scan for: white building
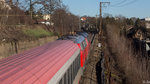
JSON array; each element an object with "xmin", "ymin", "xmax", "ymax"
[
  {"xmin": 0, "ymin": 0, "xmax": 11, "ymax": 10},
  {"xmin": 114, "ymin": 17, "xmax": 119, "ymax": 20},
  {"xmin": 144, "ymin": 17, "xmax": 150, "ymax": 22},
  {"xmin": 43, "ymin": 14, "xmax": 51, "ymax": 20},
  {"xmin": 146, "ymin": 23, "xmax": 150, "ymax": 29}
]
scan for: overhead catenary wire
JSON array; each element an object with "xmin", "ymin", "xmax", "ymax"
[
  {"xmin": 110, "ymin": 0, "xmax": 139, "ymax": 7},
  {"xmin": 110, "ymin": 0, "xmax": 127, "ymax": 7}
]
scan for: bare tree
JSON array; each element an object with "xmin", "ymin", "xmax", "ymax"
[
  {"xmin": 40, "ymin": 0, "xmax": 61, "ymax": 14},
  {"xmin": 52, "ymin": 5, "xmax": 79, "ymax": 35}
]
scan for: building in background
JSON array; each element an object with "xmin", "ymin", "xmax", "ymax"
[
  {"xmin": 35, "ymin": 14, "xmax": 54, "ymax": 26},
  {"xmin": 43, "ymin": 14, "xmax": 51, "ymax": 20},
  {"xmin": 146, "ymin": 23, "xmax": 150, "ymax": 29},
  {"xmin": 141, "ymin": 17, "xmax": 150, "ymax": 29},
  {"xmin": 145, "ymin": 17, "xmax": 150, "ymax": 22},
  {"xmin": 0, "ymin": 0, "xmax": 11, "ymax": 10}
]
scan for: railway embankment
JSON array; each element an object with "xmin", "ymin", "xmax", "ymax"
[
  {"xmin": 0, "ymin": 36, "xmax": 58, "ymax": 59},
  {"xmin": 103, "ymin": 24, "xmax": 150, "ymax": 84}
]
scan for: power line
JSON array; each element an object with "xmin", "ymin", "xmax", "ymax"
[
  {"xmin": 110, "ymin": 0, "xmax": 139, "ymax": 7},
  {"xmin": 110, "ymin": 0, "xmax": 127, "ymax": 7}
]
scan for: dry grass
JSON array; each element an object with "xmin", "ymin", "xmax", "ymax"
[{"xmin": 105, "ymin": 24, "xmax": 150, "ymax": 84}]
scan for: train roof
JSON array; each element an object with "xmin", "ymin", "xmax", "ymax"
[
  {"xmin": 67, "ymin": 35, "xmax": 85, "ymax": 43},
  {"xmin": 0, "ymin": 40, "xmax": 79, "ymax": 84},
  {"xmin": 58, "ymin": 35, "xmax": 85, "ymax": 44},
  {"xmin": 76, "ymin": 32, "xmax": 88, "ymax": 38}
]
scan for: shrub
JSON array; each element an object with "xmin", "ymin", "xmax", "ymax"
[{"xmin": 104, "ymin": 24, "xmax": 150, "ymax": 84}]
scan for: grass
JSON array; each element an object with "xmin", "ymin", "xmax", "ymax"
[{"xmin": 23, "ymin": 28, "xmax": 53, "ymax": 38}]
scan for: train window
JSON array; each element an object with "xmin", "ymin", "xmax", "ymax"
[
  {"xmin": 70, "ymin": 66, "xmax": 72, "ymax": 84},
  {"xmin": 81, "ymin": 42, "xmax": 84, "ymax": 49},
  {"xmin": 75, "ymin": 55, "xmax": 78, "ymax": 81},
  {"xmin": 64, "ymin": 73, "xmax": 67, "ymax": 84},
  {"xmin": 84, "ymin": 40, "xmax": 87, "ymax": 47},
  {"xmin": 80, "ymin": 43, "xmax": 84, "ymax": 50},
  {"xmin": 59, "ymin": 73, "xmax": 66, "ymax": 84},
  {"xmin": 67, "ymin": 69, "xmax": 70, "ymax": 84},
  {"xmin": 77, "ymin": 55, "xmax": 79, "ymax": 74},
  {"xmin": 83, "ymin": 41, "xmax": 85, "ymax": 47},
  {"xmin": 87, "ymin": 36, "xmax": 90, "ymax": 42},
  {"xmin": 69, "ymin": 67, "xmax": 72, "ymax": 84},
  {"xmin": 82, "ymin": 40, "xmax": 87, "ymax": 48},
  {"xmin": 59, "ymin": 79, "xmax": 62, "ymax": 84},
  {"xmin": 75, "ymin": 58, "xmax": 77, "ymax": 74},
  {"xmin": 62, "ymin": 53, "xmax": 81, "ymax": 84},
  {"xmin": 72, "ymin": 64, "xmax": 74, "ymax": 82},
  {"xmin": 78, "ymin": 54, "xmax": 80, "ymax": 70},
  {"xmin": 75, "ymin": 57, "xmax": 77, "ymax": 76},
  {"xmin": 73, "ymin": 61, "xmax": 75, "ymax": 80},
  {"xmin": 75, "ymin": 54, "xmax": 80, "ymax": 76},
  {"xmin": 71, "ymin": 65, "xmax": 73, "ymax": 83}
]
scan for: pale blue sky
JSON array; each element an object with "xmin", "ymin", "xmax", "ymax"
[{"xmin": 62, "ymin": 0, "xmax": 150, "ymax": 18}]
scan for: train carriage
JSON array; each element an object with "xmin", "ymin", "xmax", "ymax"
[
  {"xmin": 0, "ymin": 32, "xmax": 93, "ymax": 84},
  {"xmin": 0, "ymin": 40, "xmax": 81, "ymax": 84}
]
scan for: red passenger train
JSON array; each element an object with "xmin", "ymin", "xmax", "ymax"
[{"xmin": 0, "ymin": 32, "xmax": 93, "ymax": 84}]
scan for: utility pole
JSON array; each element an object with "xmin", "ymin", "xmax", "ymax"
[
  {"xmin": 96, "ymin": 15, "xmax": 98, "ymax": 29},
  {"xmin": 30, "ymin": 0, "xmax": 32, "ymax": 19},
  {"xmin": 99, "ymin": 2, "xmax": 110, "ymax": 36},
  {"xmin": 99, "ymin": 2, "xmax": 110, "ymax": 84}
]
